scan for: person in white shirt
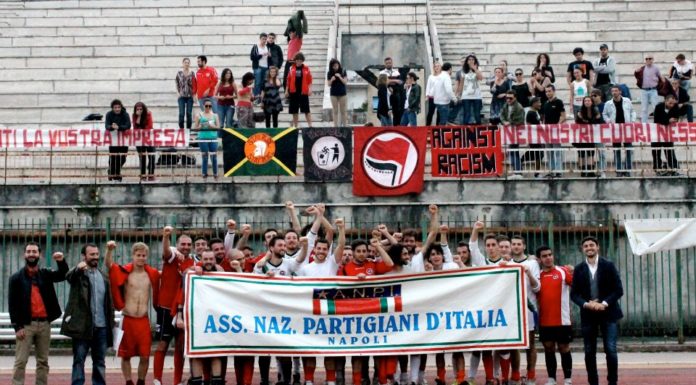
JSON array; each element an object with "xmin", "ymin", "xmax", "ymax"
[{"xmin": 426, "ymin": 62, "xmax": 456, "ymax": 125}]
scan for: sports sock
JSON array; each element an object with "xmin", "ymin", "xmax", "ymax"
[
  {"xmin": 560, "ymin": 352, "xmax": 572, "ymax": 379},
  {"xmin": 153, "ymin": 350, "xmax": 165, "ymax": 381},
  {"xmin": 544, "ymin": 351, "xmax": 557, "ymax": 380}
]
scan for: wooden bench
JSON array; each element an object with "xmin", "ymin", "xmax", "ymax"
[{"xmin": 0, "ymin": 312, "xmax": 122, "ymax": 342}]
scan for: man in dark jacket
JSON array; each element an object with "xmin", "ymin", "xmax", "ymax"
[
  {"xmin": 105, "ymin": 99, "xmax": 131, "ymax": 181},
  {"xmin": 8, "ymin": 242, "xmax": 68, "ymax": 385},
  {"xmin": 61, "ymin": 243, "xmax": 114, "ymax": 385},
  {"xmin": 400, "ymin": 72, "xmax": 421, "ymax": 126},
  {"xmin": 267, "ymin": 33, "xmax": 284, "ymax": 70},
  {"xmin": 571, "ymin": 236, "xmax": 624, "ymax": 385}
]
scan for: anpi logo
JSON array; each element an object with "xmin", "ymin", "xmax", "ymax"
[{"xmin": 362, "ymin": 132, "xmax": 419, "ymax": 188}]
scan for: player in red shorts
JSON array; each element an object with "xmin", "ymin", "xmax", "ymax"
[{"xmin": 105, "ymin": 241, "xmax": 160, "ymax": 385}]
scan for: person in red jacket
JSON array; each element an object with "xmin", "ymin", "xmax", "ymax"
[
  {"xmin": 192, "ymin": 55, "xmax": 219, "ymax": 114},
  {"xmin": 132, "ymin": 102, "xmax": 155, "ymax": 181},
  {"xmin": 285, "ymin": 52, "xmax": 313, "ymax": 128},
  {"xmin": 105, "ymin": 241, "xmax": 160, "ymax": 385}
]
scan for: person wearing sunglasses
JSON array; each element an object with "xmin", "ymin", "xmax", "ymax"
[
  {"xmin": 511, "ymin": 68, "xmax": 532, "ymax": 108},
  {"xmin": 501, "ymin": 90, "xmax": 525, "ymax": 178},
  {"xmin": 194, "ymin": 102, "xmax": 220, "ymax": 179},
  {"xmin": 634, "ymin": 54, "xmax": 662, "ymax": 123}
]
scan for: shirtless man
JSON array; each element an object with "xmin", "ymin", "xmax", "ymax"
[{"xmin": 106, "ymin": 241, "xmax": 160, "ymax": 385}]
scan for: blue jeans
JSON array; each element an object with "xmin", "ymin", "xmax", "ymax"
[
  {"xmin": 582, "ymin": 320, "xmax": 619, "ymax": 385},
  {"xmin": 199, "ymin": 141, "xmax": 219, "ymax": 177},
  {"xmin": 400, "ymin": 110, "xmax": 418, "ymax": 126},
  {"xmin": 640, "ymin": 88, "xmax": 658, "ymax": 123},
  {"xmin": 613, "ymin": 143, "xmax": 633, "ymax": 172},
  {"xmin": 379, "ymin": 115, "xmax": 393, "ymax": 126},
  {"xmin": 435, "ymin": 104, "xmax": 450, "ymax": 125},
  {"xmin": 508, "ymin": 144, "xmax": 521, "ymax": 172},
  {"xmin": 254, "ymin": 67, "xmax": 268, "ymax": 97},
  {"xmin": 178, "ymin": 96, "xmax": 193, "ymax": 128},
  {"xmin": 198, "ymin": 96, "xmax": 217, "ymax": 114},
  {"xmin": 217, "ymin": 104, "xmax": 235, "ymax": 130},
  {"xmin": 71, "ymin": 327, "xmax": 107, "ymax": 385},
  {"xmin": 460, "ymin": 99, "xmax": 482, "ymax": 124},
  {"xmin": 548, "ymin": 144, "xmax": 562, "ymax": 172}
]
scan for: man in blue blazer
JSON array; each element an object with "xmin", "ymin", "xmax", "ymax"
[{"xmin": 571, "ymin": 236, "xmax": 624, "ymax": 385}]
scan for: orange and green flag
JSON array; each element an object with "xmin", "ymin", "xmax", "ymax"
[{"xmin": 221, "ymin": 127, "xmax": 298, "ymax": 176}]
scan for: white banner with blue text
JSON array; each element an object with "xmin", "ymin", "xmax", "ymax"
[{"xmin": 184, "ymin": 266, "xmax": 528, "ymax": 357}]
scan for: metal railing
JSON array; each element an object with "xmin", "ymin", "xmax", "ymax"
[
  {"xmin": 0, "ymin": 142, "xmax": 693, "ymax": 184},
  {"xmin": 0, "ymin": 214, "xmax": 693, "ymax": 341}
]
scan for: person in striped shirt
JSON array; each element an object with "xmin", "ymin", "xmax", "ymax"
[{"xmin": 536, "ymin": 246, "xmax": 573, "ymax": 385}]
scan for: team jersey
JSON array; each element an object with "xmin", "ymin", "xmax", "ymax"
[
  {"xmin": 512, "ymin": 255, "xmax": 541, "ymax": 330},
  {"xmin": 340, "ymin": 259, "xmax": 392, "ymax": 276},
  {"xmin": 196, "ymin": 258, "xmax": 235, "ymax": 272},
  {"xmin": 159, "ymin": 246, "xmax": 194, "ymax": 310},
  {"xmin": 297, "ymin": 254, "xmax": 339, "ymax": 277},
  {"xmin": 409, "ymin": 243, "xmax": 456, "ymax": 272},
  {"xmin": 244, "ymin": 253, "xmax": 266, "ymax": 273},
  {"xmin": 469, "ymin": 240, "xmax": 503, "ymax": 267},
  {"xmin": 538, "ymin": 266, "xmax": 573, "ymax": 326},
  {"xmin": 254, "ymin": 257, "xmax": 301, "ymax": 276}
]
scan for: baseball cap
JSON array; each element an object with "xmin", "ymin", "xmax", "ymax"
[{"xmin": 599, "ymin": 44, "xmax": 609, "ymax": 50}]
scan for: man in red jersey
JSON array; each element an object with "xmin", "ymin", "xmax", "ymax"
[
  {"xmin": 153, "ymin": 226, "xmax": 194, "ymax": 385},
  {"xmin": 537, "ymin": 246, "xmax": 573, "ymax": 385}
]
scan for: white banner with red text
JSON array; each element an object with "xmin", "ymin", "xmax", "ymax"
[
  {"xmin": 0, "ymin": 128, "xmax": 189, "ymax": 148},
  {"xmin": 184, "ymin": 266, "xmax": 528, "ymax": 357},
  {"xmin": 502, "ymin": 123, "xmax": 696, "ymax": 145}
]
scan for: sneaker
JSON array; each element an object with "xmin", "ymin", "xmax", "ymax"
[
  {"xmin": 544, "ymin": 380, "xmax": 556, "ymax": 385},
  {"xmin": 305, "ymin": 381, "xmax": 314, "ymax": 385},
  {"xmin": 562, "ymin": 380, "xmax": 572, "ymax": 385},
  {"xmin": 526, "ymin": 380, "xmax": 536, "ymax": 385},
  {"xmin": 153, "ymin": 380, "xmax": 162, "ymax": 385},
  {"xmin": 508, "ymin": 173, "xmax": 523, "ymax": 179}
]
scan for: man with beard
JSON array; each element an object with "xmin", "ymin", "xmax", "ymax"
[
  {"xmin": 155, "ymin": 226, "xmax": 195, "ymax": 385},
  {"xmin": 61, "ymin": 243, "xmax": 114, "ymax": 385},
  {"xmin": 9, "ymin": 242, "xmax": 68, "ymax": 385},
  {"xmin": 176, "ymin": 250, "xmax": 226, "ymax": 385}
]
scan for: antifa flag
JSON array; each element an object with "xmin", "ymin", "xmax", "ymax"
[
  {"xmin": 302, "ymin": 127, "xmax": 352, "ymax": 182},
  {"xmin": 353, "ymin": 126, "xmax": 427, "ymax": 196},
  {"xmin": 221, "ymin": 127, "xmax": 298, "ymax": 176}
]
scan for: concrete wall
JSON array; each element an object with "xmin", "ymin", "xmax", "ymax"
[
  {"xmin": 1, "ymin": 178, "xmax": 693, "ymax": 224},
  {"xmin": 341, "ymin": 34, "xmax": 427, "ymax": 71}
]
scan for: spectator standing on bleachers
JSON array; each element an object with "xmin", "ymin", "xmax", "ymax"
[
  {"xmin": 401, "ymin": 72, "xmax": 421, "ymax": 127},
  {"xmin": 455, "ymin": 54, "xmax": 484, "ymax": 124},
  {"xmin": 283, "ymin": 11, "xmax": 308, "ymax": 90},
  {"xmin": 376, "ymin": 74, "xmax": 392, "ymax": 126},
  {"xmin": 669, "ymin": 78, "xmax": 694, "ymax": 122},
  {"xmin": 267, "ymin": 33, "xmax": 284, "ymax": 70},
  {"xmin": 427, "ymin": 62, "xmax": 456, "ymax": 126},
  {"xmin": 575, "ymin": 97, "xmax": 602, "ymax": 177},
  {"xmin": 380, "ymin": 57, "xmax": 406, "ymax": 126},
  {"xmin": 536, "ymin": 53, "xmax": 556, "ymax": 84},
  {"xmin": 566, "ymin": 47, "xmax": 595, "ymax": 87},
  {"xmin": 216, "ymin": 68, "xmax": 237, "ymax": 129},
  {"xmin": 237, "ymin": 72, "xmax": 256, "ymax": 129},
  {"xmin": 593, "ymin": 44, "xmax": 616, "ymax": 102},
  {"xmin": 489, "ymin": 67, "xmax": 512, "ymax": 124},
  {"xmin": 326, "ymin": 58, "xmax": 348, "ymax": 127},
  {"xmin": 541, "ymin": 85, "xmax": 566, "ymax": 178},
  {"xmin": 523, "ymin": 97, "xmax": 544, "ymax": 177},
  {"xmin": 175, "ymin": 58, "xmax": 195, "ymax": 129},
  {"xmin": 669, "ymin": 54, "xmax": 692, "ymax": 91},
  {"xmin": 531, "ymin": 68, "xmax": 551, "ymax": 105},
  {"xmin": 634, "ymin": 54, "xmax": 661, "ymax": 123},
  {"xmin": 194, "ymin": 100, "xmax": 220, "ymax": 179},
  {"xmin": 60, "ymin": 243, "xmax": 114, "ymax": 385},
  {"xmin": 591, "ymin": 89, "xmax": 608, "ymax": 177},
  {"xmin": 602, "ymin": 85, "xmax": 637, "ymax": 176},
  {"xmin": 511, "ymin": 68, "xmax": 532, "ymax": 108},
  {"xmin": 285, "ymin": 52, "xmax": 313, "ymax": 128},
  {"xmin": 8, "ymin": 242, "xmax": 68, "ymax": 385},
  {"xmin": 263, "ymin": 66, "xmax": 284, "ymax": 128},
  {"xmin": 501, "ymin": 90, "xmax": 525, "ymax": 178},
  {"xmin": 193, "ymin": 55, "xmax": 219, "ymax": 114},
  {"xmin": 132, "ymin": 102, "xmax": 155, "ymax": 182},
  {"xmin": 105, "ymin": 99, "xmax": 131, "ymax": 182},
  {"xmin": 652, "ymin": 95, "xmax": 681, "ymax": 176},
  {"xmin": 251, "ymin": 33, "xmax": 270, "ymax": 102},
  {"xmin": 426, "ymin": 61, "xmax": 442, "ymax": 126},
  {"xmin": 570, "ymin": 68, "xmax": 592, "ymax": 116}
]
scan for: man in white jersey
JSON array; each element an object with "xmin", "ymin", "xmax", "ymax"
[{"xmin": 511, "ymin": 235, "xmax": 540, "ymax": 385}]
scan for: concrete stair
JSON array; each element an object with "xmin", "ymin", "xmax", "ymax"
[
  {"xmin": 0, "ymin": 0, "xmax": 336, "ymax": 128},
  {"xmin": 429, "ymin": 0, "xmax": 696, "ymax": 118}
]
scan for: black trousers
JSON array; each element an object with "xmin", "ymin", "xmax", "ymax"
[{"xmin": 108, "ymin": 146, "xmax": 128, "ymax": 181}]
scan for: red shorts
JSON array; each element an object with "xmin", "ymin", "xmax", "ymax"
[{"xmin": 118, "ymin": 315, "xmax": 152, "ymax": 358}]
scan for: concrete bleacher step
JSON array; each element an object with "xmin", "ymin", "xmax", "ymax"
[{"xmin": 0, "ymin": 0, "xmax": 336, "ymax": 127}]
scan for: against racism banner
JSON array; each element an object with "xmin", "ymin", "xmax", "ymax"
[
  {"xmin": 430, "ymin": 125, "xmax": 504, "ymax": 177},
  {"xmin": 353, "ymin": 126, "xmax": 427, "ymax": 196},
  {"xmin": 624, "ymin": 218, "xmax": 696, "ymax": 256},
  {"xmin": 501, "ymin": 123, "xmax": 696, "ymax": 145},
  {"xmin": 0, "ymin": 128, "xmax": 189, "ymax": 148},
  {"xmin": 221, "ymin": 127, "xmax": 298, "ymax": 176},
  {"xmin": 303, "ymin": 127, "xmax": 353, "ymax": 182},
  {"xmin": 184, "ymin": 267, "xmax": 529, "ymax": 357}
]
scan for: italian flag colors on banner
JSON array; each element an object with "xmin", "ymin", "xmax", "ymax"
[{"xmin": 221, "ymin": 127, "xmax": 298, "ymax": 176}]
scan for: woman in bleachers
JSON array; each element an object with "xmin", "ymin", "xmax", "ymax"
[
  {"xmin": 132, "ymin": 102, "xmax": 155, "ymax": 181},
  {"xmin": 215, "ymin": 68, "xmax": 237, "ymax": 130},
  {"xmin": 237, "ymin": 72, "xmax": 256, "ymax": 129}
]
